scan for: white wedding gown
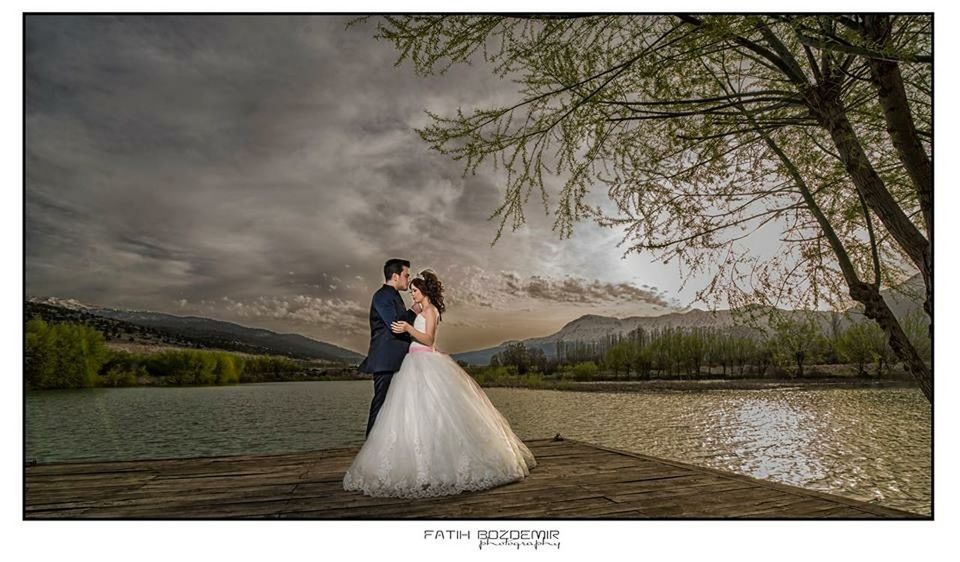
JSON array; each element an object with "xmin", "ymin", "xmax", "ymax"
[{"xmin": 343, "ymin": 314, "xmax": 537, "ymax": 498}]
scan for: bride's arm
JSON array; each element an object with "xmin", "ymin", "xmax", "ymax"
[{"xmin": 391, "ymin": 308, "xmax": 437, "ymax": 346}]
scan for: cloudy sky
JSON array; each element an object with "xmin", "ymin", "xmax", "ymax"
[{"xmin": 24, "ymin": 15, "xmax": 787, "ymax": 354}]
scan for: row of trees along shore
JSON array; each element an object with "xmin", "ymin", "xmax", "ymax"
[
  {"xmin": 27, "ymin": 311, "xmax": 929, "ymax": 390},
  {"xmin": 479, "ymin": 310, "xmax": 930, "ymax": 384},
  {"xmin": 25, "ymin": 317, "xmax": 353, "ymax": 390}
]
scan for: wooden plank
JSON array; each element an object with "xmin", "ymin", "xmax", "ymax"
[
  {"xmin": 604, "ymin": 479, "xmax": 761, "ymax": 504},
  {"xmin": 472, "ymin": 497, "xmax": 617, "ymax": 518},
  {"xmin": 626, "ymin": 486, "xmax": 791, "ymax": 517},
  {"xmin": 559, "ymin": 468, "xmax": 694, "ymax": 486},
  {"xmin": 799, "ymin": 505, "xmax": 881, "ymax": 518},
  {"xmin": 79, "ymin": 498, "xmax": 297, "ymax": 519},
  {"xmin": 732, "ymin": 497, "xmax": 866, "ymax": 518},
  {"xmin": 27, "ymin": 474, "xmax": 158, "ymax": 490},
  {"xmin": 25, "ymin": 450, "xmax": 349, "ymax": 476},
  {"xmin": 584, "ymin": 473, "xmax": 723, "ymax": 494},
  {"xmin": 26, "ymin": 483, "xmax": 301, "ymax": 513},
  {"xmin": 682, "ymin": 492, "xmax": 818, "ymax": 517},
  {"xmin": 549, "ymin": 504, "xmax": 652, "ymax": 518},
  {"xmin": 24, "ymin": 437, "xmax": 926, "ymax": 519}
]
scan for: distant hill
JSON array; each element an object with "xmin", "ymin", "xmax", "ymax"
[
  {"xmin": 451, "ymin": 308, "xmax": 776, "ymax": 365},
  {"xmin": 25, "ymin": 297, "xmax": 363, "ymax": 363},
  {"xmin": 452, "ymin": 274, "xmax": 925, "ymax": 365}
]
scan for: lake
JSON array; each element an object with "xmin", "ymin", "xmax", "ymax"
[{"xmin": 25, "ymin": 381, "xmax": 931, "ymax": 515}]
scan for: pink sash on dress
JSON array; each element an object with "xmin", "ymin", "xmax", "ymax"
[{"xmin": 409, "ymin": 346, "xmax": 449, "ymax": 357}]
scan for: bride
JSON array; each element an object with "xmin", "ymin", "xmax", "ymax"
[{"xmin": 343, "ymin": 270, "xmax": 536, "ymax": 498}]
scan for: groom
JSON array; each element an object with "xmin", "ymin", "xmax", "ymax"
[{"xmin": 358, "ymin": 258, "xmax": 421, "ymax": 438}]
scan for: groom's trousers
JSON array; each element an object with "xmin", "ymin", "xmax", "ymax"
[{"xmin": 365, "ymin": 371, "xmax": 395, "ymax": 438}]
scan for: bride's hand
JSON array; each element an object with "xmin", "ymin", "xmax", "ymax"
[{"xmin": 391, "ymin": 321, "xmax": 410, "ymax": 334}]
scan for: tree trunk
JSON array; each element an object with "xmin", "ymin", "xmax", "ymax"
[
  {"xmin": 810, "ymin": 90, "xmax": 930, "ymax": 277},
  {"xmin": 860, "ymin": 15, "xmax": 933, "ymax": 239},
  {"xmin": 850, "ymin": 281, "xmax": 931, "ymax": 399},
  {"xmin": 806, "ymin": 89, "xmax": 932, "ymax": 348},
  {"xmin": 859, "ymin": 15, "xmax": 934, "ymax": 357}
]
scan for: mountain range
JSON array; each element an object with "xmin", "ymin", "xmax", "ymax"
[
  {"xmin": 25, "ymin": 297, "xmax": 363, "ymax": 363},
  {"xmin": 449, "ymin": 274, "xmax": 926, "ymax": 365}
]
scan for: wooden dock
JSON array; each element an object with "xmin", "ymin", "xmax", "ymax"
[{"xmin": 25, "ymin": 437, "xmax": 925, "ymax": 519}]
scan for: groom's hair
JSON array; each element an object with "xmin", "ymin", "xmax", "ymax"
[{"xmin": 383, "ymin": 258, "xmax": 410, "ymax": 281}]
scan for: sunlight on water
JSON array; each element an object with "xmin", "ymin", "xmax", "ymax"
[
  {"xmin": 484, "ymin": 387, "xmax": 930, "ymax": 516},
  {"xmin": 26, "ymin": 382, "xmax": 930, "ymax": 515}
]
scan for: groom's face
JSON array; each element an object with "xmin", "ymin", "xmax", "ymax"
[{"xmin": 397, "ymin": 266, "xmax": 411, "ymax": 291}]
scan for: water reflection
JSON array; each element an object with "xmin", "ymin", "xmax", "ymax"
[
  {"xmin": 718, "ymin": 396, "xmax": 828, "ymax": 484},
  {"xmin": 480, "ymin": 387, "xmax": 930, "ymax": 515},
  {"xmin": 26, "ymin": 383, "xmax": 930, "ymax": 515}
]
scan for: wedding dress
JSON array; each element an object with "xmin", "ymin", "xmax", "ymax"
[{"xmin": 343, "ymin": 313, "xmax": 537, "ymax": 498}]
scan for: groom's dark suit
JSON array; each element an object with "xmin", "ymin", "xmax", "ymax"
[{"xmin": 359, "ymin": 284, "xmax": 418, "ymax": 437}]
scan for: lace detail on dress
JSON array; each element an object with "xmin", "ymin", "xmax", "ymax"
[{"xmin": 344, "ymin": 466, "xmax": 530, "ymax": 499}]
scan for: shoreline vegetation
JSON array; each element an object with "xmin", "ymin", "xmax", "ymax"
[
  {"xmin": 25, "ymin": 317, "xmax": 922, "ymax": 392},
  {"xmin": 25, "ymin": 317, "xmax": 356, "ymax": 390}
]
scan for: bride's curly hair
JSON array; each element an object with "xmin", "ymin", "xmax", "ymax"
[{"xmin": 410, "ymin": 270, "xmax": 445, "ymax": 321}]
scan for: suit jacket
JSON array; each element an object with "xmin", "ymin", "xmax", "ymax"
[{"xmin": 358, "ymin": 284, "xmax": 418, "ymax": 374}]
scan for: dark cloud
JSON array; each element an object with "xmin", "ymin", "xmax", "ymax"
[
  {"xmin": 437, "ymin": 267, "xmax": 670, "ymax": 309},
  {"xmin": 25, "ymin": 15, "xmax": 689, "ymax": 352},
  {"xmin": 513, "ymin": 273, "xmax": 669, "ymax": 307}
]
